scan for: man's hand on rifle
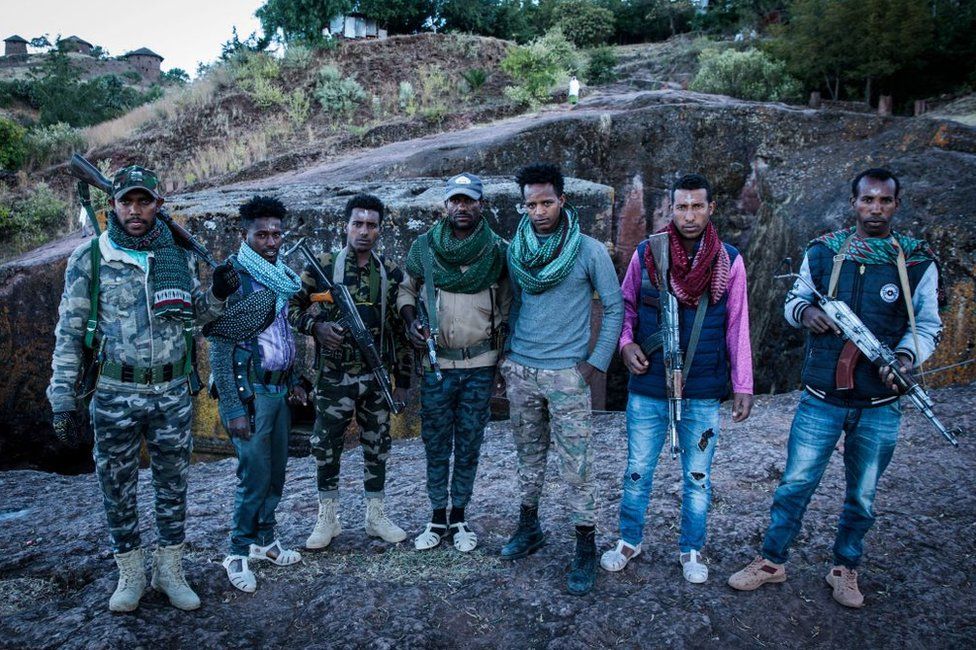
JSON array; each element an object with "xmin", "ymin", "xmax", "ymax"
[
  {"xmin": 621, "ymin": 343, "xmax": 649, "ymax": 375},
  {"xmin": 52, "ymin": 410, "xmax": 83, "ymax": 447},
  {"xmin": 406, "ymin": 319, "xmax": 427, "ymax": 349},
  {"xmin": 576, "ymin": 360, "xmax": 600, "ymax": 385},
  {"xmin": 227, "ymin": 415, "xmax": 251, "ymax": 440},
  {"xmin": 879, "ymin": 354, "xmax": 913, "ymax": 393},
  {"xmin": 288, "ymin": 384, "xmax": 308, "ymax": 406},
  {"xmin": 800, "ymin": 305, "xmax": 842, "ymax": 335},
  {"xmin": 314, "ymin": 321, "xmax": 346, "ymax": 350},
  {"xmin": 731, "ymin": 393, "xmax": 753, "ymax": 423}
]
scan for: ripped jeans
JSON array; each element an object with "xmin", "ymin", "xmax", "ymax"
[{"xmin": 617, "ymin": 393, "xmax": 720, "ymax": 552}]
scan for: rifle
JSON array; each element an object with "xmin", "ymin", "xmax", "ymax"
[
  {"xmin": 283, "ymin": 237, "xmax": 405, "ymax": 414},
  {"xmin": 647, "ymin": 233, "xmax": 683, "ymax": 459},
  {"xmin": 776, "ymin": 258, "xmax": 959, "ymax": 447},
  {"xmin": 67, "ymin": 154, "xmax": 219, "ymax": 268},
  {"xmin": 416, "ymin": 301, "xmax": 443, "ymax": 382}
]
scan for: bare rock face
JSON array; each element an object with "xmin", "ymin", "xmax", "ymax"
[{"xmin": 1, "ymin": 385, "xmax": 973, "ymax": 648}]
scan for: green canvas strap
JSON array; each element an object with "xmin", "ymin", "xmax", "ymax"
[
  {"xmin": 828, "ymin": 234, "xmax": 856, "ymax": 298},
  {"xmin": 891, "ymin": 236, "xmax": 923, "ymax": 379},
  {"xmin": 84, "ymin": 239, "xmax": 101, "ymax": 350},
  {"xmin": 418, "ymin": 234, "xmax": 439, "ymax": 336}
]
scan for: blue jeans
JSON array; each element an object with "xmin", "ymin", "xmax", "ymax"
[
  {"xmin": 419, "ymin": 367, "xmax": 494, "ymax": 510},
  {"xmin": 618, "ymin": 393, "xmax": 720, "ymax": 552},
  {"xmin": 226, "ymin": 389, "xmax": 291, "ymax": 556},
  {"xmin": 761, "ymin": 391, "xmax": 901, "ymax": 568}
]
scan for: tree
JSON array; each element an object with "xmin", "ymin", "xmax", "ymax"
[
  {"xmin": 555, "ymin": 0, "xmax": 616, "ymax": 47},
  {"xmin": 161, "ymin": 68, "xmax": 191, "ymax": 86},
  {"xmin": 256, "ymin": 0, "xmax": 354, "ymax": 44},
  {"xmin": 359, "ymin": 0, "xmax": 436, "ymax": 33}
]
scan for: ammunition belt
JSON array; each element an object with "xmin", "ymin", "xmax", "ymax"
[{"xmin": 100, "ymin": 358, "xmax": 189, "ymax": 385}]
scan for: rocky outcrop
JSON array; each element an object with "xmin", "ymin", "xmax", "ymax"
[{"xmin": 1, "ymin": 385, "xmax": 973, "ymax": 648}]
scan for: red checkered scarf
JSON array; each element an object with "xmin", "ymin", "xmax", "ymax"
[{"xmin": 644, "ymin": 221, "xmax": 731, "ymax": 307}]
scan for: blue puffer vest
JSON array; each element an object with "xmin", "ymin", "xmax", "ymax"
[
  {"xmin": 800, "ymin": 241, "xmax": 932, "ymax": 408},
  {"xmin": 628, "ymin": 239, "xmax": 738, "ymax": 400}
]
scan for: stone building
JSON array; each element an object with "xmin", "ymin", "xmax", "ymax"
[
  {"xmin": 123, "ymin": 47, "xmax": 163, "ymax": 82},
  {"xmin": 59, "ymin": 36, "xmax": 94, "ymax": 55},
  {"xmin": 3, "ymin": 35, "xmax": 28, "ymax": 58}
]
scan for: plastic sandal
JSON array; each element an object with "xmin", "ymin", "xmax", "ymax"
[
  {"xmin": 600, "ymin": 539, "xmax": 642, "ymax": 572},
  {"xmin": 681, "ymin": 550, "xmax": 709, "ymax": 584},
  {"xmin": 249, "ymin": 540, "xmax": 302, "ymax": 566},
  {"xmin": 222, "ymin": 555, "xmax": 256, "ymax": 593},
  {"xmin": 414, "ymin": 523, "xmax": 448, "ymax": 550},
  {"xmin": 450, "ymin": 522, "xmax": 477, "ymax": 553}
]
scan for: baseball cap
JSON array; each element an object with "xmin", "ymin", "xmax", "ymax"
[
  {"xmin": 112, "ymin": 166, "xmax": 161, "ymax": 200},
  {"xmin": 444, "ymin": 173, "xmax": 483, "ymax": 201}
]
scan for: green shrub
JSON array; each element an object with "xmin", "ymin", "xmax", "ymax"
[
  {"xmin": 690, "ymin": 48, "xmax": 803, "ymax": 103},
  {"xmin": 285, "ymin": 88, "xmax": 311, "ymax": 125},
  {"xmin": 537, "ymin": 28, "xmax": 582, "ymax": 75},
  {"xmin": 249, "ymin": 76, "xmax": 287, "ymax": 108},
  {"xmin": 502, "ymin": 29, "xmax": 581, "ymax": 106},
  {"xmin": 0, "ymin": 118, "xmax": 27, "ymax": 170},
  {"xmin": 314, "ymin": 65, "xmax": 367, "ymax": 115},
  {"xmin": 459, "ymin": 68, "xmax": 488, "ymax": 94},
  {"xmin": 586, "ymin": 46, "xmax": 618, "ymax": 85},
  {"xmin": 398, "ymin": 81, "xmax": 416, "ymax": 114},
  {"xmin": 0, "ymin": 183, "xmax": 69, "ymax": 244},
  {"xmin": 24, "ymin": 122, "xmax": 87, "ymax": 169},
  {"xmin": 556, "ymin": 0, "xmax": 616, "ymax": 48},
  {"xmin": 282, "ymin": 44, "xmax": 314, "ymax": 70}
]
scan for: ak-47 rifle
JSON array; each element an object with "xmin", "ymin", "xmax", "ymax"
[
  {"xmin": 284, "ymin": 237, "xmax": 405, "ymax": 414},
  {"xmin": 416, "ymin": 301, "xmax": 443, "ymax": 382},
  {"xmin": 646, "ymin": 232, "xmax": 683, "ymax": 459},
  {"xmin": 776, "ymin": 258, "xmax": 959, "ymax": 447},
  {"xmin": 67, "ymin": 154, "xmax": 220, "ymax": 268}
]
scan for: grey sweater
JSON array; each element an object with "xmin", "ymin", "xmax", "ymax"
[{"xmin": 507, "ymin": 234, "xmax": 623, "ymax": 371}]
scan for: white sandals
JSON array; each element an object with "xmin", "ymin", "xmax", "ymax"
[
  {"xmin": 681, "ymin": 549, "xmax": 708, "ymax": 583},
  {"xmin": 450, "ymin": 522, "xmax": 478, "ymax": 553},
  {"xmin": 414, "ymin": 523, "xmax": 448, "ymax": 550},
  {"xmin": 249, "ymin": 540, "xmax": 302, "ymax": 566},
  {"xmin": 222, "ymin": 555, "xmax": 256, "ymax": 593},
  {"xmin": 600, "ymin": 540, "xmax": 642, "ymax": 572}
]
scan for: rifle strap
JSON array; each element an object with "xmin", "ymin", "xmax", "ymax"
[
  {"xmin": 891, "ymin": 237, "xmax": 923, "ymax": 381},
  {"xmin": 638, "ymin": 295, "xmax": 707, "ymax": 374},
  {"xmin": 334, "ymin": 246, "xmax": 388, "ymax": 349},
  {"xmin": 84, "ymin": 238, "xmax": 101, "ymax": 350},
  {"xmin": 828, "ymin": 234, "xmax": 855, "ymax": 298},
  {"xmin": 418, "ymin": 234, "xmax": 439, "ymax": 336}
]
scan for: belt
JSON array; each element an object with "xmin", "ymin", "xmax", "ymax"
[
  {"xmin": 249, "ymin": 368, "xmax": 290, "ymax": 387},
  {"xmin": 436, "ymin": 340, "xmax": 495, "ymax": 361},
  {"xmin": 100, "ymin": 359, "xmax": 189, "ymax": 385}
]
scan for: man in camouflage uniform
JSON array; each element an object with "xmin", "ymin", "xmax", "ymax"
[
  {"xmin": 399, "ymin": 173, "xmax": 510, "ymax": 553},
  {"xmin": 48, "ymin": 166, "xmax": 239, "ymax": 612},
  {"xmin": 288, "ymin": 193, "xmax": 411, "ymax": 548}
]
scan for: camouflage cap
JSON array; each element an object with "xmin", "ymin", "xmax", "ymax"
[{"xmin": 112, "ymin": 165, "xmax": 161, "ymax": 200}]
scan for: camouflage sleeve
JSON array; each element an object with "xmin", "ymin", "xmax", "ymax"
[
  {"xmin": 189, "ymin": 254, "xmax": 225, "ymax": 326},
  {"xmin": 387, "ymin": 260, "xmax": 413, "ymax": 388},
  {"xmin": 287, "ymin": 252, "xmax": 330, "ymax": 336},
  {"xmin": 46, "ymin": 243, "xmax": 94, "ymax": 413}
]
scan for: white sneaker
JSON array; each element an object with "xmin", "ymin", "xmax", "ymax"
[
  {"xmin": 364, "ymin": 497, "xmax": 406, "ymax": 543},
  {"xmin": 681, "ymin": 549, "xmax": 709, "ymax": 584},
  {"xmin": 306, "ymin": 498, "xmax": 341, "ymax": 549}
]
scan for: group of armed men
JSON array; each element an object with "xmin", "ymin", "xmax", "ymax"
[{"xmin": 48, "ymin": 161, "xmax": 942, "ymax": 613}]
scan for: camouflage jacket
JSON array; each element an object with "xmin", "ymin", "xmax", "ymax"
[
  {"xmin": 287, "ymin": 248, "xmax": 412, "ymax": 388},
  {"xmin": 47, "ymin": 233, "xmax": 224, "ymax": 413}
]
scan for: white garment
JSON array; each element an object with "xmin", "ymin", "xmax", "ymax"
[{"xmin": 569, "ymin": 78, "xmax": 580, "ymax": 97}]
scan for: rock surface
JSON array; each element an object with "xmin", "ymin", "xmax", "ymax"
[{"xmin": 1, "ymin": 385, "xmax": 974, "ymax": 648}]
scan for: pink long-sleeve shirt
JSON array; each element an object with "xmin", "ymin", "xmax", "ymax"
[{"xmin": 618, "ymin": 248, "xmax": 754, "ymax": 394}]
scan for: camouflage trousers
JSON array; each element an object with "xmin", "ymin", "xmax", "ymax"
[
  {"xmin": 500, "ymin": 359, "xmax": 596, "ymax": 526},
  {"xmin": 419, "ymin": 366, "xmax": 494, "ymax": 510},
  {"xmin": 90, "ymin": 378, "xmax": 193, "ymax": 554},
  {"xmin": 311, "ymin": 366, "xmax": 391, "ymax": 498}
]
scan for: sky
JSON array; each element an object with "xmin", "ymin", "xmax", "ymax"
[{"xmin": 1, "ymin": 0, "xmax": 265, "ymax": 76}]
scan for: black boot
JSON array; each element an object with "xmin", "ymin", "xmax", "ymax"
[
  {"xmin": 500, "ymin": 505, "xmax": 546, "ymax": 560},
  {"xmin": 566, "ymin": 526, "xmax": 596, "ymax": 596}
]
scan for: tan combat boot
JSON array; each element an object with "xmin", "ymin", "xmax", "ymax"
[
  {"xmin": 306, "ymin": 497, "xmax": 342, "ymax": 549},
  {"xmin": 150, "ymin": 543, "xmax": 201, "ymax": 611},
  {"xmin": 364, "ymin": 497, "xmax": 406, "ymax": 543},
  {"xmin": 826, "ymin": 566, "xmax": 865, "ymax": 608},
  {"xmin": 108, "ymin": 547, "xmax": 146, "ymax": 612}
]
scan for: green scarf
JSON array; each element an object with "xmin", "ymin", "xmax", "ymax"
[
  {"xmin": 508, "ymin": 205, "xmax": 582, "ymax": 294},
  {"xmin": 406, "ymin": 218, "xmax": 505, "ymax": 293},
  {"xmin": 812, "ymin": 227, "xmax": 936, "ymax": 266},
  {"xmin": 108, "ymin": 213, "xmax": 193, "ymax": 321}
]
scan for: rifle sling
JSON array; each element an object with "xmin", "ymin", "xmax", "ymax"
[
  {"xmin": 418, "ymin": 234, "xmax": 439, "ymax": 336},
  {"xmin": 639, "ymin": 295, "xmax": 708, "ymax": 374}
]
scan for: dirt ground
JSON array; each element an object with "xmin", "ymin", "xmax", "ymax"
[{"xmin": 1, "ymin": 384, "xmax": 974, "ymax": 649}]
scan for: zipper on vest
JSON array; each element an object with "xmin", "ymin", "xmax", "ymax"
[{"xmin": 852, "ymin": 264, "xmax": 865, "ymax": 319}]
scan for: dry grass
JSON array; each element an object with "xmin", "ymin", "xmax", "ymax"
[{"xmin": 171, "ymin": 117, "xmax": 294, "ymax": 186}]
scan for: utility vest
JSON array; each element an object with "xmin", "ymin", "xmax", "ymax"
[
  {"xmin": 801, "ymin": 242, "xmax": 932, "ymax": 408},
  {"xmin": 629, "ymin": 239, "xmax": 738, "ymax": 400}
]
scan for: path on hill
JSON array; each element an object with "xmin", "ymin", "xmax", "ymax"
[{"xmin": 1, "ymin": 385, "xmax": 974, "ymax": 648}]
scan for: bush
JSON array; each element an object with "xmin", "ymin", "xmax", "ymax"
[
  {"xmin": 282, "ymin": 44, "xmax": 314, "ymax": 70},
  {"xmin": 690, "ymin": 48, "xmax": 803, "ymax": 103},
  {"xmin": 24, "ymin": 122, "xmax": 87, "ymax": 169},
  {"xmin": 502, "ymin": 29, "xmax": 581, "ymax": 106},
  {"xmin": 397, "ymin": 81, "xmax": 415, "ymax": 114},
  {"xmin": 586, "ymin": 46, "xmax": 618, "ymax": 85},
  {"xmin": 459, "ymin": 68, "xmax": 488, "ymax": 94},
  {"xmin": 556, "ymin": 0, "xmax": 616, "ymax": 48},
  {"xmin": 0, "ymin": 118, "xmax": 27, "ymax": 170},
  {"xmin": 0, "ymin": 183, "xmax": 69, "ymax": 244},
  {"xmin": 314, "ymin": 65, "xmax": 367, "ymax": 115},
  {"xmin": 284, "ymin": 88, "xmax": 311, "ymax": 125}
]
